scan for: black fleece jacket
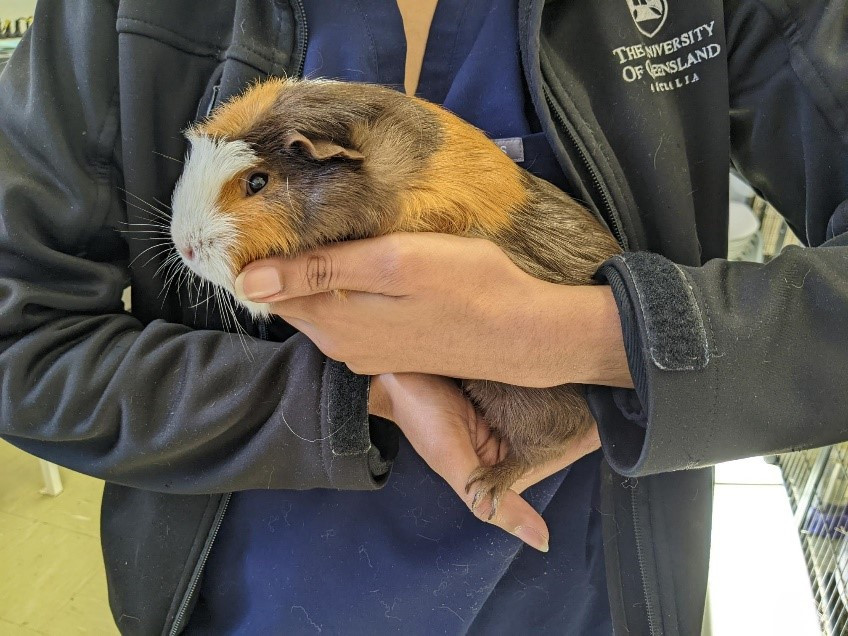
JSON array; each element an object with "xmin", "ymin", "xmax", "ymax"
[{"xmin": 0, "ymin": 1, "xmax": 846, "ymax": 634}]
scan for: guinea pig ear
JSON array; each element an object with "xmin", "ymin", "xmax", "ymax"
[{"xmin": 283, "ymin": 131, "xmax": 364, "ymax": 161}]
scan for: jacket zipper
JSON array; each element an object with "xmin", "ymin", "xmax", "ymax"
[
  {"xmin": 204, "ymin": 84, "xmax": 221, "ymax": 118},
  {"xmin": 542, "ymin": 86, "xmax": 627, "ymax": 251},
  {"xmin": 167, "ymin": 3, "xmax": 308, "ymax": 633},
  {"xmin": 292, "ymin": 0, "xmax": 308, "ymax": 78},
  {"xmin": 168, "ymin": 493, "xmax": 232, "ymax": 636},
  {"xmin": 631, "ymin": 487, "xmax": 659, "ymax": 636},
  {"xmin": 543, "ymin": 79, "xmax": 661, "ymax": 635}
]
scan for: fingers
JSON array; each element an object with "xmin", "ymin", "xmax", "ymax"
[
  {"xmin": 270, "ymin": 293, "xmax": 398, "ymax": 371},
  {"xmin": 235, "ymin": 235, "xmax": 414, "ymax": 302},
  {"xmin": 476, "ymin": 490, "xmax": 551, "ymax": 553},
  {"xmin": 269, "ymin": 288, "xmax": 389, "ymax": 323},
  {"xmin": 382, "ymin": 373, "xmax": 552, "ymax": 551},
  {"xmin": 433, "ymin": 434, "xmax": 551, "ymax": 553}
]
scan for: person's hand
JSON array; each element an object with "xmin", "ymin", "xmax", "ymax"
[
  {"xmin": 235, "ymin": 233, "xmax": 632, "ymax": 388},
  {"xmin": 369, "ymin": 373, "xmax": 602, "ymax": 552}
]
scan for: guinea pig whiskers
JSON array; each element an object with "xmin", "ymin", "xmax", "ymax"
[
  {"xmin": 214, "ymin": 287, "xmax": 238, "ymax": 349},
  {"xmin": 117, "ymin": 225, "xmax": 170, "ymax": 234},
  {"xmin": 154, "ymin": 245, "xmax": 180, "ymax": 274},
  {"xmin": 214, "ymin": 284, "xmax": 254, "ymax": 361},
  {"xmin": 152, "ymin": 150, "xmax": 184, "ymax": 165},
  {"xmin": 122, "ymin": 198, "xmax": 172, "ymax": 224},
  {"xmin": 140, "ymin": 244, "xmax": 177, "ymax": 269},
  {"xmin": 157, "ymin": 253, "xmax": 185, "ymax": 310},
  {"xmin": 158, "ymin": 260, "xmax": 183, "ymax": 304},
  {"xmin": 118, "ymin": 187, "xmax": 172, "ymax": 220},
  {"xmin": 128, "ymin": 240, "xmax": 177, "ymax": 268},
  {"xmin": 178, "ymin": 261, "xmax": 193, "ymax": 294},
  {"xmin": 196, "ymin": 278, "xmax": 212, "ymax": 328},
  {"xmin": 130, "ymin": 238, "xmax": 173, "ymax": 267},
  {"xmin": 191, "ymin": 276, "xmax": 203, "ymax": 324},
  {"xmin": 152, "ymin": 195, "xmax": 172, "ymax": 211},
  {"xmin": 188, "ymin": 290, "xmax": 215, "ymax": 309},
  {"xmin": 117, "ymin": 228, "xmax": 172, "ymax": 237},
  {"xmin": 156, "ymin": 252, "xmax": 183, "ymax": 296},
  {"xmin": 119, "ymin": 216, "xmax": 170, "ymax": 230},
  {"xmin": 118, "ymin": 220, "xmax": 170, "ymax": 230},
  {"xmin": 205, "ymin": 281, "xmax": 216, "ymax": 328},
  {"xmin": 225, "ymin": 297, "xmax": 253, "ymax": 359}
]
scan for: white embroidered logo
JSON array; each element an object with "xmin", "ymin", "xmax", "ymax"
[
  {"xmin": 610, "ymin": 19, "xmax": 720, "ymax": 93},
  {"xmin": 627, "ymin": 0, "xmax": 668, "ymax": 38}
]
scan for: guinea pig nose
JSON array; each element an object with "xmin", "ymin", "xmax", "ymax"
[{"xmin": 178, "ymin": 244, "xmax": 195, "ymax": 261}]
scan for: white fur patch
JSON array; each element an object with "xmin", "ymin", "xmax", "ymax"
[
  {"xmin": 241, "ymin": 299, "xmax": 272, "ymax": 319},
  {"xmin": 170, "ymin": 135, "xmax": 257, "ymax": 295}
]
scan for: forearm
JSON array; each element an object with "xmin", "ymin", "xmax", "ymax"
[
  {"xmin": 0, "ymin": 319, "xmax": 386, "ymax": 493},
  {"xmin": 0, "ymin": 0, "xmax": 392, "ymax": 494},
  {"xmin": 588, "ymin": 227, "xmax": 848, "ymax": 477}
]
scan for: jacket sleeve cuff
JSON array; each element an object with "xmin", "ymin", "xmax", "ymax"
[
  {"xmin": 321, "ymin": 360, "xmax": 399, "ymax": 490},
  {"xmin": 586, "ymin": 252, "xmax": 711, "ymax": 476}
]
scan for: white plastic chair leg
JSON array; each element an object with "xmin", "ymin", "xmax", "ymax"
[{"xmin": 38, "ymin": 459, "xmax": 63, "ymax": 496}]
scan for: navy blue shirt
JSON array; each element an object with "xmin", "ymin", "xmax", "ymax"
[{"xmin": 187, "ymin": 1, "xmax": 610, "ymax": 633}]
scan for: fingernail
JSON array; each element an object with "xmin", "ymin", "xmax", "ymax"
[
  {"xmin": 235, "ymin": 266, "xmax": 282, "ymax": 300},
  {"xmin": 514, "ymin": 525, "xmax": 550, "ymax": 553}
]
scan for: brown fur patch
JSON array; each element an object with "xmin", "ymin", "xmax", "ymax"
[
  {"xmin": 195, "ymin": 78, "xmax": 288, "ymax": 139},
  {"xmin": 494, "ymin": 174, "xmax": 622, "ymax": 285}
]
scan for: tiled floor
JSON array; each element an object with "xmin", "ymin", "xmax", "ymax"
[{"xmin": 0, "ymin": 440, "xmax": 117, "ymax": 635}]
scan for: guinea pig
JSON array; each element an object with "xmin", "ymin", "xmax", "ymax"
[{"xmin": 170, "ymin": 77, "xmax": 622, "ymax": 515}]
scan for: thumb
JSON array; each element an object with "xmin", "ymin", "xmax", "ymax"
[
  {"xmin": 234, "ymin": 235, "xmax": 406, "ymax": 302},
  {"xmin": 428, "ymin": 431, "xmax": 551, "ymax": 553}
]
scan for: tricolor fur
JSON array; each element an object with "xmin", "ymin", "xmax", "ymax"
[
  {"xmin": 169, "ymin": 77, "xmax": 622, "ymax": 512},
  {"xmin": 171, "ymin": 78, "xmax": 618, "ymax": 316}
]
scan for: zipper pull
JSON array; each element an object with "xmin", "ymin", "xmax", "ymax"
[{"xmin": 205, "ymin": 83, "xmax": 221, "ymax": 118}]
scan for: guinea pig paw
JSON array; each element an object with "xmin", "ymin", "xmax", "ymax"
[
  {"xmin": 466, "ymin": 460, "xmax": 527, "ymax": 522},
  {"xmin": 466, "ymin": 470, "xmax": 506, "ymax": 521}
]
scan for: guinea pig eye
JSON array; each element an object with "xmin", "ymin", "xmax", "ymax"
[{"xmin": 246, "ymin": 172, "xmax": 268, "ymax": 195}]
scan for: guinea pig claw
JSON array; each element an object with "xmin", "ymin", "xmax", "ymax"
[
  {"xmin": 470, "ymin": 488, "xmax": 485, "ymax": 513},
  {"xmin": 464, "ymin": 475, "xmax": 476, "ymax": 495},
  {"xmin": 487, "ymin": 495, "xmax": 501, "ymax": 521}
]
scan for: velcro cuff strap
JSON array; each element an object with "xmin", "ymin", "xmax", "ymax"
[
  {"xmin": 598, "ymin": 253, "xmax": 710, "ymax": 371},
  {"xmin": 324, "ymin": 359, "xmax": 372, "ymax": 457}
]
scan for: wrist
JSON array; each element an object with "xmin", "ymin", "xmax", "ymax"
[
  {"xmin": 532, "ymin": 283, "xmax": 633, "ymax": 388},
  {"xmin": 368, "ymin": 374, "xmax": 394, "ymax": 420}
]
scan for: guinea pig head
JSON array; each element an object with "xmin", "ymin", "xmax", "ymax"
[{"xmin": 170, "ymin": 79, "xmax": 385, "ymax": 315}]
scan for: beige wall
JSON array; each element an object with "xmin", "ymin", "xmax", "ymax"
[{"xmin": 2, "ymin": 1, "xmax": 37, "ymax": 18}]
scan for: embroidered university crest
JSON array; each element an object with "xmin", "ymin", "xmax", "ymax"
[{"xmin": 626, "ymin": 0, "xmax": 668, "ymax": 38}]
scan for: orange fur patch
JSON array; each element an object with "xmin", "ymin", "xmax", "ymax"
[
  {"xmin": 196, "ymin": 78, "xmax": 287, "ymax": 139},
  {"xmin": 392, "ymin": 101, "xmax": 525, "ymax": 236},
  {"xmin": 197, "ymin": 78, "xmax": 302, "ymax": 269},
  {"xmin": 216, "ymin": 173, "xmax": 302, "ymax": 273}
]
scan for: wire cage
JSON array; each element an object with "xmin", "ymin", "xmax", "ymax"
[
  {"xmin": 773, "ymin": 445, "xmax": 848, "ymax": 635},
  {"xmin": 0, "ymin": 16, "xmax": 31, "ymax": 72},
  {"xmin": 0, "ymin": 16, "xmax": 32, "ymax": 40},
  {"xmin": 753, "ymin": 198, "xmax": 802, "ymax": 262},
  {"xmin": 748, "ymin": 193, "xmax": 841, "ymax": 631}
]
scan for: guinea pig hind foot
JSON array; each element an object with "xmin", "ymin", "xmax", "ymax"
[{"xmin": 465, "ymin": 456, "xmax": 527, "ymax": 522}]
